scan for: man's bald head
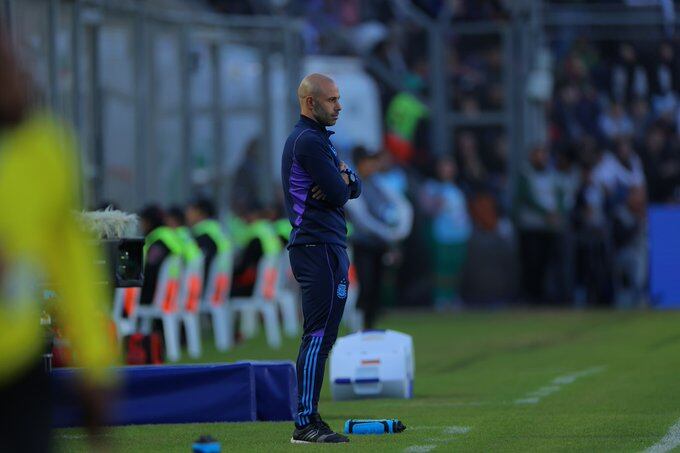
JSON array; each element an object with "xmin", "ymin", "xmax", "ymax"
[
  {"xmin": 297, "ymin": 73, "xmax": 334, "ymax": 100},
  {"xmin": 297, "ymin": 73, "xmax": 342, "ymax": 127}
]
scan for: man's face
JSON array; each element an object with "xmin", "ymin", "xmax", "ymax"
[
  {"xmin": 185, "ymin": 207, "xmax": 201, "ymax": 227},
  {"xmin": 357, "ymin": 158, "xmax": 378, "ymax": 178},
  {"xmin": 311, "ymin": 82, "xmax": 341, "ymax": 126},
  {"xmin": 530, "ymin": 147, "xmax": 548, "ymax": 170},
  {"xmin": 165, "ymin": 215, "xmax": 181, "ymax": 229}
]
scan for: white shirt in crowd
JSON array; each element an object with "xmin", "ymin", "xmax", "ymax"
[{"xmin": 592, "ymin": 152, "xmax": 646, "ymax": 193}]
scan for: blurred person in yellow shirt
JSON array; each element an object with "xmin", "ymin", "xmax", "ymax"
[{"xmin": 0, "ymin": 31, "xmax": 118, "ymax": 451}]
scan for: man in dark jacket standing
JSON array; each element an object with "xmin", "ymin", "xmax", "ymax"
[{"xmin": 281, "ymin": 73, "xmax": 361, "ymax": 444}]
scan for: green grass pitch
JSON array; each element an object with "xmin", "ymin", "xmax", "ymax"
[{"xmin": 55, "ymin": 310, "xmax": 680, "ymax": 452}]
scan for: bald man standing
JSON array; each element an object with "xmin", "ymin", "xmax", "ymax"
[{"xmin": 281, "ymin": 74, "xmax": 361, "ymax": 443}]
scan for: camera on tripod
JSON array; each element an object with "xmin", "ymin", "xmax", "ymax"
[
  {"xmin": 82, "ymin": 208, "xmax": 145, "ymax": 288},
  {"xmin": 101, "ymin": 238, "xmax": 144, "ymax": 288}
]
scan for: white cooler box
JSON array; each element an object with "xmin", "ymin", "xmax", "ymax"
[{"xmin": 329, "ymin": 329, "xmax": 414, "ymax": 400}]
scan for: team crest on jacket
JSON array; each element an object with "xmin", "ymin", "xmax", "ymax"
[{"xmin": 336, "ymin": 281, "xmax": 347, "ymax": 299}]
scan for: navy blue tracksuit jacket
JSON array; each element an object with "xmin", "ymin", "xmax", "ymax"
[{"xmin": 281, "ymin": 114, "xmax": 361, "ymax": 427}]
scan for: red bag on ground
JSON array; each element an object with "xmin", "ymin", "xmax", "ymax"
[{"xmin": 125, "ymin": 333, "xmax": 164, "ymax": 365}]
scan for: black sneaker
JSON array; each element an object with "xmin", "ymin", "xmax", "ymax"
[{"xmin": 291, "ymin": 415, "xmax": 349, "ymax": 444}]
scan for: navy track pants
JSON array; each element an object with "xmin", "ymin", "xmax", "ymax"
[{"xmin": 289, "ymin": 243, "xmax": 349, "ymax": 427}]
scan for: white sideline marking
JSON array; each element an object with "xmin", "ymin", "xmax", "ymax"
[
  {"xmin": 424, "ymin": 438, "xmax": 455, "ymax": 443},
  {"xmin": 443, "ymin": 426, "xmax": 471, "ymax": 435},
  {"xmin": 404, "ymin": 445, "xmax": 437, "ymax": 452},
  {"xmin": 384, "ymin": 401, "xmax": 490, "ymax": 408},
  {"xmin": 515, "ymin": 366, "xmax": 605, "ymax": 405},
  {"xmin": 406, "ymin": 426, "xmax": 472, "ymax": 451},
  {"xmin": 411, "ymin": 425, "xmax": 472, "ymax": 433},
  {"xmin": 644, "ymin": 418, "xmax": 680, "ymax": 453}
]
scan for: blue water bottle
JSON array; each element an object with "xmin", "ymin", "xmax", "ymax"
[
  {"xmin": 192, "ymin": 435, "xmax": 220, "ymax": 453},
  {"xmin": 343, "ymin": 419, "xmax": 406, "ymax": 435}
]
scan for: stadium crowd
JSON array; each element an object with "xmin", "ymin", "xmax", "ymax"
[
  {"xmin": 202, "ymin": 1, "xmax": 680, "ymax": 314},
  {"xmin": 281, "ymin": 1, "xmax": 679, "ymax": 311}
]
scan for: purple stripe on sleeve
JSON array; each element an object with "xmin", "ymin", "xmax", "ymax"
[{"xmin": 289, "ymin": 157, "xmax": 313, "ymax": 226}]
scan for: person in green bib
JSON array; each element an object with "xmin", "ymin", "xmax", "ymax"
[
  {"xmin": 185, "ymin": 198, "xmax": 231, "ymax": 284},
  {"xmin": 139, "ymin": 205, "xmax": 183, "ymax": 306},
  {"xmin": 231, "ymin": 205, "xmax": 282, "ymax": 297},
  {"xmin": 165, "ymin": 206, "xmax": 204, "ymax": 265},
  {"xmin": 274, "ymin": 217, "xmax": 293, "ymax": 247}
]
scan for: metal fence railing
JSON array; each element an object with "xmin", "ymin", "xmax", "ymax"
[
  {"xmin": 2, "ymin": 0, "xmax": 677, "ymax": 211},
  {"xmin": 0, "ymin": 0, "xmax": 304, "ymax": 211}
]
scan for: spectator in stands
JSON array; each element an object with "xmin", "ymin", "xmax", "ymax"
[
  {"xmin": 515, "ymin": 144, "xmax": 561, "ymax": 304},
  {"xmin": 551, "ymin": 150, "xmax": 580, "ymax": 303},
  {"xmin": 481, "ymin": 45, "xmax": 504, "ymax": 110},
  {"xmin": 347, "ymin": 146, "xmax": 410, "ymax": 328},
  {"xmin": 420, "ymin": 156, "xmax": 471, "ymax": 310},
  {"xmin": 630, "ymin": 97, "xmax": 654, "ymax": 144},
  {"xmin": 573, "ymin": 160, "xmax": 612, "ymax": 306},
  {"xmin": 611, "ymin": 43, "xmax": 648, "ymax": 104},
  {"xmin": 552, "ymin": 83, "xmax": 588, "ymax": 144},
  {"xmin": 641, "ymin": 123, "xmax": 680, "ymax": 203},
  {"xmin": 456, "ymin": 130, "xmax": 489, "ymax": 194},
  {"xmin": 650, "ymin": 40, "xmax": 680, "ymax": 99},
  {"xmin": 367, "ymin": 149, "xmax": 430, "ymax": 308},
  {"xmin": 384, "ymin": 90, "xmax": 429, "ymax": 166},
  {"xmin": 474, "ymin": 129, "xmax": 508, "ymax": 205},
  {"xmin": 375, "ymin": 148, "xmax": 410, "ymax": 195},
  {"xmin": 232, "ymin": 138, "xmax": 262, "ymax": 216},
  {"xmin": 611, "ymin": 185, "xmax": 647, "ymax": 308},
  {"xmin": 461, "ymin": 191, "xmax": 518, "ymax": 305},
  {"xmin": 592, "ymin": 138, "xmax": 646, "ymax": 201},
  {"xmin": 599, "ymin": 102, "xmax": 634, "ymax": 142}
]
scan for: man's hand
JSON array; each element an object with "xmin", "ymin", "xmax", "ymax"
[
  {"xmin": 312, "ymin": 161, "xmax": 352, "ymax": 200},
  {"xmin": 339, "ymin": 161, "xmax": 350, "ymax": 185},
  {"xmin": 311, "ymin": 185, "xmax": 327, "ymax": 200}
]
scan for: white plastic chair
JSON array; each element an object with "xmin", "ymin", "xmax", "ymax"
[
  {"xmin": 136, "ymin": 255, "xmax": 183, "ymax": 362},
  {"xmin": 231, "ymin": 255, "xmax": 282, "ymax": 348},
  {"xmin": 276, "ymin": 249, "xmax": 300, "ymax": 337},
  {"xmin": 112, "ymin": 287, "xmax": 141, "ymax": 341},
  {"xmin": 178, "ymin": 259, "xmax": 204, "ymax": 358},
  {"xmin": 199, "ymin": 251, "xmax": 234, "ymax": 352}
]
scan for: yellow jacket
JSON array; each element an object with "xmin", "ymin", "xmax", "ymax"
[{"xmin": 0, "ymin": 113, "xmax": 118, "ymax": 385}]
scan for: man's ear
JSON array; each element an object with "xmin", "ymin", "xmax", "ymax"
[{"xmin": 306, "ymin": 96, "xmax": 315, "ymax": 110}]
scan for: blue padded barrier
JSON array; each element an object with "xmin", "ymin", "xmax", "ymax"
[{"xmin": 52, "ymin": 361, "xmax": 296, "ymax": 427}]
